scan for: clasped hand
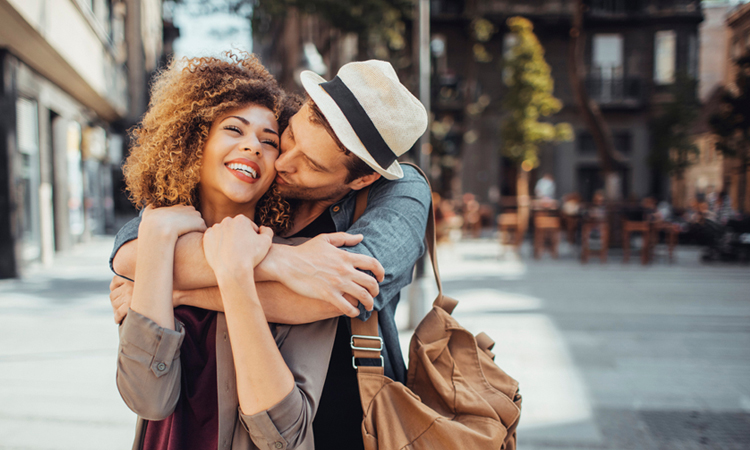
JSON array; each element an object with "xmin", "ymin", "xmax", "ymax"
[{"xmin": 203, "ymin": 215, "xmax": 273, "ymax": 279}]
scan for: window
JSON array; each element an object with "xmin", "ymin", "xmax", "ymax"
[
  {"xmin": 688, "ymin": 33, "xmax": 698, "ymax": 79},
  {"xmin": 654, "ymin": 30, "xmax": 676, "ymax": 85},
  {"xmin": 593, "ymin": 34, "xmax": 624, "ymax": 78},
  {"xmin": 593, "ymin": 34, "xmax": 624, "ymax": 102}
]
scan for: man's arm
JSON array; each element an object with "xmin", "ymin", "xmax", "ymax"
[
  {"xmin": 110, "ymin": 275, "xmax": 360, "ymax": 325},
  {"xmin": 338, "ymin": 165, "xmax": 432, "ymax": 318},
  {"xmin": 110, "ymin": 222, "xmax": 383, "ymax": 321}
]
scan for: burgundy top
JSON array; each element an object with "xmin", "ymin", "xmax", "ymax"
[{"xmin": 142, "ymin": 306, "xmax": 219, "ymax": 450}]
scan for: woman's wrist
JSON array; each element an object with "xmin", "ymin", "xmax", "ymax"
[{"xmin": 138, "ymin": 215, "xmax": 179, "ymax": 242}]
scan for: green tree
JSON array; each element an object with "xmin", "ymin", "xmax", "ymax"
[
  {"xmin": 649, "ymin": 73, "xmax": 700, "ymax": 206},
  {"xmin": 232, "ymin": 0, "xmax": 411, "ymax": 60},
  {"xmin": 710, "ymin": 54, "xmax": 750, "ymax": 213},
  {"xmin": 500, "ymin": 16, "xmax": 571, "ymax": 234}
]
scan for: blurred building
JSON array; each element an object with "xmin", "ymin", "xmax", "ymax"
[
  {"xmin": 724, "ymin": 1, "xmax": 750, "ymax": 212},
  {"xmin": 0, "ymin": 0, "xmax": 165, "ymax": 278},
  {"xmin": 675, "ymin": 1, "xmax": 733, "ymax": 209},
  {"xmin": 422, "ymin": 0, "xmax": 703, "ymax": 204}
]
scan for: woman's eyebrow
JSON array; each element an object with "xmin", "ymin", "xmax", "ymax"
[{"xmin": 225, "ymin": 115, "xmax": 278, "ymax": 136}]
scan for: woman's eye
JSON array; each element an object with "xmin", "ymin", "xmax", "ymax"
[
  {"xmin": 263, "ymin": 140, "xmax": 279, "ymax": 149},
  {"xmin": 224, "ymin": 125, "xmax": 241, "ymax": 134}
]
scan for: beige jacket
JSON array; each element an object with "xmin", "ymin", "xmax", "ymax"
[{"xmin": 117, "ymin": 309, "xmax": 337, "ymax": 450}]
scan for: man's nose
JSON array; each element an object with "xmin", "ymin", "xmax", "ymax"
[{"xmin": 275, "ymin": 148, "xmax": 294, "ymax": 172}]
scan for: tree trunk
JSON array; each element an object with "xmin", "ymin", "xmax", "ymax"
[
  {"xmin": 517, "ymin": 169, "xmax": 530, "ymax": 240},
  {"xmin": 739, "ymin": 151, "xmax": 748, "ymax": 214},
  {"xmin": 357, "ymin": 31, "xmax": 368, "ymax": 61},
  {"xmin": 568, "ymin": 0, "xmax": 625, "ymax": 200},
  {"xmin": 673, "ymin": 173, "xmax": 686, "ymax": 209},
  {"xmin": 280, "ymin": 8, "xmax": 301, "ymax": 92}
]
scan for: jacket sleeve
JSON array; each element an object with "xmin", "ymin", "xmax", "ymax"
[
  {"xmin": 346, "ymin": 165, "xmax": 431, "ymax": 319},
  {"xmin": 109, "ymin": 215, "xmax": 141, "ymax": 281},
  {"xmin": 116, "ymin": 308, "xmax": 185, "ymax": 421},
  {"xmin": 238, "ymin": 318, "xmax": 338, "ymax": 449}
]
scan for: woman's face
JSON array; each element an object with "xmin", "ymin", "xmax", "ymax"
[{"xmin": 199, "ymin": 104, "xmax": 280, "ymax": 209}]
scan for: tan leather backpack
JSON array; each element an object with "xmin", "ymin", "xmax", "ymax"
[{"xmin": 350, "ymin": 163, "xmax": 522, "ymax": 449}]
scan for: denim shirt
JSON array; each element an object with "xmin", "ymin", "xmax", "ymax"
[
  {"xmin": 322, "ymin": 164, "xmax": 430, "ymax": 381},
  {"xmin": 110, "ymin": 164, "xmax": 431, "ymax": 382}
]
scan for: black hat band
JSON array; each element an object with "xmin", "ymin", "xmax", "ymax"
[{"xmin": 319, "ymin": 76, "xmax": 398, "ymax": 169}]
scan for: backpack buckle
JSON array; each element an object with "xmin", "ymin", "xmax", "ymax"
[
  {"xmin": 350, "ymin": 335, "xmax": 384, "ymax": 352},
  {"xmin": 351, "ymin": 335, "xmax": 384, "ymax": 369}
]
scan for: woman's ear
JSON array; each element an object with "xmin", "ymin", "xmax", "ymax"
[{"xmin": 348, "ymin": 172, "xmax": 381, "ymax": 191}]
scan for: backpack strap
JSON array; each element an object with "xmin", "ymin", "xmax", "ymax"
[
  {"xmin": 399, "ymin": 162, "xmax": 456, "ymax": 313},
  {"xmin": 349, "ymin": 163, "xmax": 457, "ymax": 375},
  {"xmin": 349, "ymin": 187, "xmax": 385, "ymax": 374}
]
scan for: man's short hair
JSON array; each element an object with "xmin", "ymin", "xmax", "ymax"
[{"xmin": 307, "ymin": 99, "xmax": 376, "ymax": 184}]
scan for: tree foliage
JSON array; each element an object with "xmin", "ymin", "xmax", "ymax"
[
  {"xmin": 710, "ymin": 55, "xmax": 750, "ymax": 159},
  {"xmin": 500, "ymin": 17, "xmax": 572, "ymax": 170},
  {"xmin": 169, "ymin": 0, "xmax": 412, "ymax": 59},
  {"xmin": 251, "ymin": 0, "xmax": 412, "ymax": 57},
  {"xmin": 649, "ymin": 73, "xmax": 700, "ymax": 176}
]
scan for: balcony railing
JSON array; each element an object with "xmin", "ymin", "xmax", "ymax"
[
  {"xmin": 585, "ymin": 75, "xmax": 644, "ymax": 106},
  {"xmin": 587, "ymin": 0, "xmax": 701, "ymax": 16},
  {"xmin": 477, "ymin": 0, "xmax": 572, "ymax": 16}
]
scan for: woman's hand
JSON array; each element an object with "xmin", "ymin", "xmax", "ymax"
[
  {"xmin": 203, "ymin": 215, "xmax": 274, "ymax": 280},
  {"xmin": 139, "ymin": 204, "xmax": 207, "ymax": 239}
]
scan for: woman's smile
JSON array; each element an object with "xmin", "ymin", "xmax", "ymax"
[{"xmin": 226, "ymin": 159, "xmax": 262, "ymax": 183}]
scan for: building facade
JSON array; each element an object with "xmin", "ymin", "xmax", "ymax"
[
  {"xmin": 423, "ymin": 0, "xmax": 702, "ymax": 205},
  {"xmin": 0, "ymin": 0, "xmax": 164, "ymax": 278},
  {"xmin": 725, "ymin": 2, "xmax": 750, "ymax": 213}
]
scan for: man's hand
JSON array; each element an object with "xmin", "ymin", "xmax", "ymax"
[
  {"xmin": 110, "ymin": 276, "xmax": 134, "ymax": 324},
  {"xmin": 260, "ymin": 232, "xmax": 385, "ymax": 317}
]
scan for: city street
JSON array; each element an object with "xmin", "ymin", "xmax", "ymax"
[{"xmin": 1, "ymin": 236, "xmax": 749, "ymax": 449}]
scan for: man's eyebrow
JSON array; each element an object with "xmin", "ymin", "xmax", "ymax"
[{"xmin": 225, "ymin": 115, "xmax": 278, "ymax": 136}]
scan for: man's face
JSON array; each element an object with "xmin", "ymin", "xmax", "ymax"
[{"xmin": 274, "ymin": 103, "xmax": 355, "ymax": 202}]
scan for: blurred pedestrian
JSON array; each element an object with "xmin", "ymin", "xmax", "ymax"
[{"xmin": 534, "ymin": 173, "xmax": 556, "ymax": 200}]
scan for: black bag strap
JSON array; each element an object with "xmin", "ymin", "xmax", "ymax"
[{"xmin": 349, "ymin": 163, "xmax": 457, "ymax": 375}]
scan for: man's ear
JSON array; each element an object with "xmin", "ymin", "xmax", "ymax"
[{"xmin": 348, "ymin": 172, "xmax": 382, "ymax": 191}]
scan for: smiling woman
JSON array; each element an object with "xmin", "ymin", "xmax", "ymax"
[
  {"xmin": 113, "ymin": 51, "xmax": 337, "ymax": 450},
  {"xmin": 122, "ymin": 52, "xmax": 295, "ymax": 234}
]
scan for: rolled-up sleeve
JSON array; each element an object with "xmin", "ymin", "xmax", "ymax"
[
  {"xmin": 116, "ymin": 308, "xmax": 185, "ymax": 421},
  {"xmin": 238, "ymin": 318, "xmax": 337, "ymax": 449}
]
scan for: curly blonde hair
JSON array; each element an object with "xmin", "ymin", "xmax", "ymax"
[{"xmin": 123, "ymin": 51, "xmax": 297, "ymax": 234}]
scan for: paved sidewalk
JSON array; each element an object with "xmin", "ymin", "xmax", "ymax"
[
  {"xmin": 424, "ymin": 240, "xmax": 750, "ymax": 450},
  {"xmin": 1, "ymin": 236, "xmax": 749, "ymax": 449},
  {"xmin": 0, "ymin": 236, "xmax": 135, "ymax": 449}
]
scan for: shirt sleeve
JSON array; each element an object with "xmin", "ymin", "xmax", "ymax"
[
  {"xmin": 345, "ymin": 165, "xmax": 432, "ymax": 320},
  {"xmin": 116, "ymin": 308, "xmax": 185, "ymax": 421},
  {"xmin": 238, "ymin": 317, "xmax": 338, "ymax": 449},
  {"xmin": 109, "ymin": 215, "xmax": 142, "ymax": 280}
]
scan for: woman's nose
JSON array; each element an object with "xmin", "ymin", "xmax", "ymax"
[{"xmin": 242, "ymin": 137, "xmax": 262, "ymax": 156}]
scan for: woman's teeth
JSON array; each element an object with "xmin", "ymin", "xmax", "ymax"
[{"xmin": 227, "ymin": 163, "xmax": 258, "ymax": 179}]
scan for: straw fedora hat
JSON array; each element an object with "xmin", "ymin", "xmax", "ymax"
[{"xmin": 300, "ymin": 60, "xmax": 428, "ymax": 180}]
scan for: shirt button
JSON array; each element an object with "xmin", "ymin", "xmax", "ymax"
[
  {"xmin": 332, "ymin": 206, "xmax": 340, "ymax": 212},
  {"xmin": 274, "ymin": 442, "xmax": 283, "ymax": 449},
  {"xmin": 223, "ymin": 332, "xmax": 228, "ymax": 341},
  {"xmin": 156, "ymin": 362, "xmax": 166, "ymax": 371}
]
